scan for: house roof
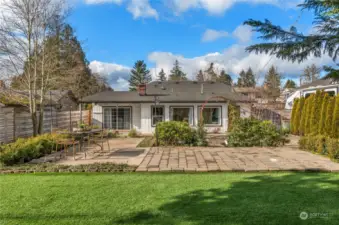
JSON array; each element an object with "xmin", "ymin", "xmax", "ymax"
[
  {"xmin": 233, "ymin": 87, "xmax": 263, "ymax": 93},
  {"xmin": 298, "ymin": 78, "xmax": 338, "ymax": 90},
  {"xmin": 81, "ymin": 81, "xmax": 249, "ymax": 103}
]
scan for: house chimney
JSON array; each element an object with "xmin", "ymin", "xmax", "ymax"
[
  {"xmin": 138, "ymin": 84, "xmax": 146, "ymax": 96},
  {"xmin": 200, "ymin": 83, "xmax": 204, "ymax": 94}
]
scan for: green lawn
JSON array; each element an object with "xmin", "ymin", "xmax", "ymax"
[{"xmin": 1, "ymin": 173, "xmax": 338, "ymax": 225}]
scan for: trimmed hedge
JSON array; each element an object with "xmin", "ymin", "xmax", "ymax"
[
  {"xmin": 227, "ymin": 118, "xmax": 289, "ymax": 147},
  {"xmin": 0, "ymin": 134, "xmax": 61, "ymax": 166},
  {"xmin": 299, "ymin": 135, "xmax": 339, "ymax": 160}
]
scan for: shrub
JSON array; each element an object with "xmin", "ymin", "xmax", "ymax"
[
  {"xmin": 227, "ymin": 118, "xmax": 288, "ymax": 147},
  {"xmin": 319, "ymin": 94, "xmax": 329, "ymax": 134},
  {"xmin": 196, "ymin": 120, "xmax": 208, "ymax": 147},
  {"xmin": 331, "ymin": 94, "xmax": 339, "ymax": 138},
  {"xmin": 107, "ymin": 130, "xmax": 119, "ymax": 138},
  {"xmin": 305, "ymin": 95, "xmax": 314, "ymax": 135},
  {"xmin": 228, "ymin": 104, "xmax": 240, "ymax": 132},
  {"xmin": 325, "ymin": 97, "xmax": 335, "ymax": 136},
  {"xmin": 156, "ymin": 121, "xmax": 197, "ymax": 146},
  {"xmin": 0, "ymin": 134, "xmax": 61, "ymax": 166},
  {"xmin": 128, "ymin": 128, "xmax": 139, "ymax": 138},
  {"xmin": 327, "ymin": 138, "xmax": 339, "ymax": 160},
  {"xmin": 294, "ymin": 97, "xmax": 304, "ymax": 135},
  {"xmin": 299, "ymin": 97, "xmax": 309, "ymax": 136},
  {"xmin": 310, "ymin": 90, "xmax": 322, "ymax": 134},
  {"xmin": 290, "ymin": 98, "xmax": 299, "ymax": 134}
]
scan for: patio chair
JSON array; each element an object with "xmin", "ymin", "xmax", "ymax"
[
  {"xmin": 87, "ymin": 130, "xmax": 111, "ymax": 152},
  {"xmin": 52, "ymin": 129, "xmax": 80, "ymax": 160}
]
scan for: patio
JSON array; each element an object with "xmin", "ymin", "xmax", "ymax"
[{"xmin": 136, "ymin": 146, "xmax": 339, "ymax": 172}]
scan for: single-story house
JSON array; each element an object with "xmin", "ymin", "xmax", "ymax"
[
  {"xmin": 81, "ymin": 81, "xmax": 249, "ymax": 134},
  {"xmin": 285, "ymin": 78, "xmax": 339, "ymax": 109}
]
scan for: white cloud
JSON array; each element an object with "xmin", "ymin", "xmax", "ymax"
[
  {"xmin": 89, "ymin": 60, "xmax": 131, "ymax": 91},
  {"xmin": 202, "ymin": 29, "xmax": 229, "ymax": 42},
  {"xmin": 232, "ymin": 25, "xmax": 253, "ymax": 43},
  {"xmin": 170, "ymin": 0, "xmax": 299, "ymax": 15},
  {"xmin": 84, "ymin": 0, "xmax": 123, "ymax": 4},
  {"xmin": 127, "ymin": 0, "xmax": 159, "ymax": 20}
]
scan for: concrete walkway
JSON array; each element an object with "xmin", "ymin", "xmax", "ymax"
[{"xmin": 136, "ymin": 146, "xmax": 339, "ymax": 172}]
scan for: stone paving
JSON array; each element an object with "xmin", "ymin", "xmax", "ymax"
[{"xmin": 136, "ymin": 146, "xmax": 339, "ymax": 172}]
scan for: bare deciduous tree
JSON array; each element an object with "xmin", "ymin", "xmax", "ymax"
[{"xmin": 0, "ymin": 0, "xmax": 67, "ymax": 136}]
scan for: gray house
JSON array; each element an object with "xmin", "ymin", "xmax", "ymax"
[{"xmin": 81, "ymin": 81, "xmax": 248, "ymax": 134}]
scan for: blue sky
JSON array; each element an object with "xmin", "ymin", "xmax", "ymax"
[{"xmin": 68, "ymin": 0, "xmax": 333, "ymax": 90}]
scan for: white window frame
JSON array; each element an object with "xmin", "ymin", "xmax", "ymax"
[
  {"xmin": 170, "ymin": 106, "xmax": 194, "ymax": 126},
  {"xmin": 151, "ymin": 106, "xmax": 165, "ymax": 127},
  {"xmin": 103, "ymin": 106, "xmax": 132, "ymax": 130},
  {"xmin": 198, "ymin": 106, "xmax": 222, "ymax": 126}
]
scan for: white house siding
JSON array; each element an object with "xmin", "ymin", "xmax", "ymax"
[
  {"xmin": 92, "ymin": 102, "xmax": 229, "ymax": 134},
  {"xmin": 140, "ymin": 102, "xmax": 228, "ymax": 134}
]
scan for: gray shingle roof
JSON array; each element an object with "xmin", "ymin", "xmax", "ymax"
[
  {"xmin": 81, "ymin": 81, "xmax": 248, "ymax": 103},
  {"xmin": 298, "ymin": 78, "xmax": 337, "ymax": 90}
]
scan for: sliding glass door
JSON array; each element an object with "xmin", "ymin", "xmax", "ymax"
[{"xmin": 103, "ymin": 107, "xmax": 131, "ymax": 130}]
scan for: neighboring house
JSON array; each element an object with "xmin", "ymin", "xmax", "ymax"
[
  {"xmin": 81, "ymin": 81, "xmax": 248, "ymax": 134},
  {"xmin": 285, "ymin": 79, "xmax": 339, "ymax": 109},
  {"xmin": 234, "ymin": 87, "xmax": 268, "ymax": 103}
]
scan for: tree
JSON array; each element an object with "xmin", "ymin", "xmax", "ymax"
[
  {"xmin": 319, "ymin": 93, "xmax": 329, "ymax": 134},
  {"xmin": 196, "ymin": 70, "xmax": 204, "ymax": 82},
  {"xmin": 237, "ymin": 70, "xmax": 246, "ymax": 87},
  {"xmin": 245, "ymin": 67, "xmax": 256, "ymax": 87},
  {"xmin": 331, "ymin": 94, "xmax": 339, "ymax": 138},
  {"xmin": 295, "ymin": 96, "xmax": 305, "ymax": 135},
  {"xmin": 129, "ymin": 60, "xmax": 152, "ymax": 91},
  {"xmin": 204, "ymin": 63, "xmax": 218, "ymax": 81},
  {"xmin": 284, "ymin": 79, "xmax": 297, "ymax": 89},
  {"xmin": 305, "ymin": 95, "xmax": 314, "ymax": 135},
  {"xmin": 300, "ymin": 97, "xmax": 309, "ymax": 135},
  {"xmin": 0, "ymin": 0, "xmax": 67, "ymax": 136},
  {"xmin": 244, "ymin": 0, "xmax": 339, "ymax": 79},
  {"xmin": 310, "ymin": 90, "xmax": 322, "ymax": 134},
  {"xmin": 169, "ymin": 60, "xmax": 187, "ymax": 81},
  {"xmin": 263, "ymin": 66, "xmax": 282, "ymax": 102},
  {"xmin": 325, "ymin": 97, "xmax": 335, "ymax": 136},
  {"xmin": 218, "ymin": 69, "xmax": 232, "ymax": 85},
  {"xmin": 291, "ymin": 98, "xmax": 299, "ymax": 134},
  {"xmin": 302, "ymin": 64, "xmax": 320, "ymax": 84},
  {"xmin": 157, "ymin": 69, "xmax": 167, "ymax": 81}
]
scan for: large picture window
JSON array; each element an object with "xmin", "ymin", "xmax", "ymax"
[
  {"xmin": 151, "ymin": 106, "xmax": 164, "ymax": 126},
  {"xmin": 170, "ymin": 107, "xmax": 193, "ymax": 125},
  {"xmin": 198, "ymin": 107, "xmax": 221, "ymax": 126},
  {"xmin": 103, "ymin": 107, "xmax": 131, "ymax": 130}
]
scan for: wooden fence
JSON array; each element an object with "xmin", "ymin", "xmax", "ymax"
[
  {"xmin": 251, "ymin": 105, "xmax": 289, "ymax": 129},
  {"xmin": 0, "ymin": 106, "xmax": 89, "ymax": 143}
]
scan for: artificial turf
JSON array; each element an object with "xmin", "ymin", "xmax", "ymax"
[{"xmin": 0, "ymin": 173, "xmax": 338, "ymax": 225}]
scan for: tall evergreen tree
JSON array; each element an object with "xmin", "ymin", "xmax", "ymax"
[
  {"xmin": 325, "ymin": 97, "xmax": 335, "ymax": 136},
  {"xmin": 157, "ymin": 69, "xmax": 167, "ymax": 81},
  {"xmin": 237, "ymin": 70, "xmax": 246, "ymax": 87},
  {"xmin": 218, "ymin": 69, "xmax": 232, "ymax": 85},
  {"xmin": 169, "ymin": 60, "xmax": 187, "ymax": 81},
  {"xmin": 204, "ymin": 63, "xmax": 218, "ymax": 81},
  {"xmin": 295, "ymin": 96, "xmax": 305, "ymax": 135},
  {"xmin": 263, "ymin": 66, "xmax": 282, "ymax": 101},
  {"xmin": 129, "ymin": 60, "xmax": 152, "ymax": 91},
  {"xmin": 245, "ymin": 67, "xmax": 256, "ymax": 87},
  {"xmin": 305, "ymin": 95, "xmax": 315, "ymax": 135},
  {"xmin": 291, "ymin": 98, "xmax": 299, "ymax": 134},
  {"xmin": 300, "ymin": 97, "xmax": 309, "ymax": 135},
  {"xmin": 310, "ymin": 90, "xmax": 322, "ymax": 134},
  {"xmin": 244, "ymin": 0, "xmax": 339, "ymax": 80},
  {"xmin": 319, "ymin": 93, "xmax": 329, "ymax": 134},
  {"xmin": 196, "ymin": 70, "xmax": 204, "ymax": 82},
  {"xmin": 284, "ymin": 79, "xmax": 297, "ymax": 89},
  {"xmin": 331, "ymin": 94, "xmax": 339, "ymax": 138}
]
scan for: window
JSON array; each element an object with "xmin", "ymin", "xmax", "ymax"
[
  {"xmin": 326, "ymin": 91, "xmax": 336, "ymax": 97},
  {"xmin": 170, "ymin": 107, "xmax": 193, "ymax": 125},
  {"xmin": 151, "ymin": 106, "xmax": 164, "ymax": 126},
  {"xmin": 103, "ymin": 107, "xmax": 131, "ymax": 130},
  {"xmin": 198, "ymin": 107, "xmax": 221, "ymax": 126}
]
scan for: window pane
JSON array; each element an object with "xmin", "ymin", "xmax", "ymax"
[
  {"xmin": 152, "ymin": 107, "xmax": 164, "ymax": 116},
  {"xmin": 172, "ymin": 108, "xmax": 191, "ymax": 124},
  {"xmin": 103, "ymin": 108, "xmax": 111, "ymax": 129},
  {"xmin": 200, "ymin": 107, "xmax": 220, "ymax": 125},
  {"xmin": 152, "ymin": 116, "xmax": 163, "ymax": 126}
]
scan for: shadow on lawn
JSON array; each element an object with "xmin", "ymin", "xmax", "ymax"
[{"xmin": 116, "ymin": 173, "xmax": 339, "ymax": 225}]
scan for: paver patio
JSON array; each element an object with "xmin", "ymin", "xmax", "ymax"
[{"xmin": 136, "ymin": 146, "xmax": 339, "ymax": 172}]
